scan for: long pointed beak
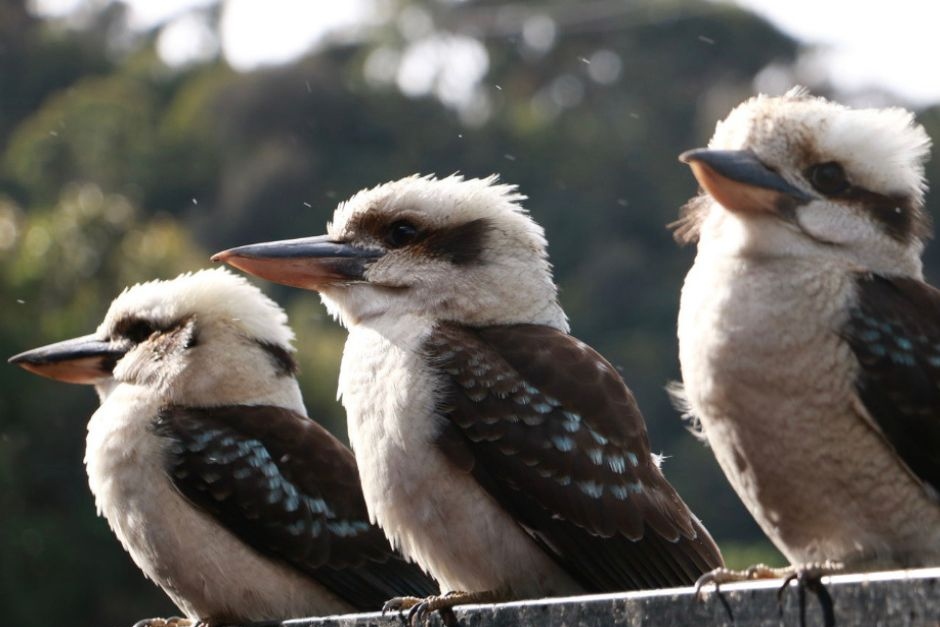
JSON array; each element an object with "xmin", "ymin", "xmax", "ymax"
[
  {"xmin": 9, "ymin": 334, "xmax": 126, "ymax": 385},
  {"xmin": 680, "ymin": 149, "xmax": 813, "ymax": 214},
  {"xmin": 211, "ymin": 234, "xmax": 384, "ymax": 291}
]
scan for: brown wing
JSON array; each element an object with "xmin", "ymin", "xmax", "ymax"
[
  {"xmin": 843, "ymin": 273, "xmax": 940, "ymax": 494},
  {"xmin": 425, "ymin": 324, "xmax": 723, "ymax": 590},
  {"xmin": 153, "ymin": 405, "xmax": 438, "ymax": 610}
]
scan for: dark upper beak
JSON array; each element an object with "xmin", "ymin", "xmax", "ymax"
[
  {"xmin": 680, "ymin": 149, "xmax": 813, "ymax": 214},
  {"xmin": 9, "ymin": 334, "xmax": 127, "ymax": 385},
  {"xmin": 211, "ymin": 234, "xmax": 384, "ymax": 291}
]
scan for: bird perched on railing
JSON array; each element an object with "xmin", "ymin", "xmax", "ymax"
[
  {"xmin": 213, "ymin": 174, "xmax": 724, "ymax": 623},
  {"xmin": 673, "ymin": 89, "xmax": 940, "ymax": 585},
  {"xmin": 9, "ymin": 268, "xmax": 437, "ymax": 627}
]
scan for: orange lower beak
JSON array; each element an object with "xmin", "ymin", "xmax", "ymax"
[
  {"xmin": 680, "ymin": 149, "xmax": 812, "ymax": 214},
  {"xmin": 9, "ymin": 334, "xmax": 125, "ymax": 385}
]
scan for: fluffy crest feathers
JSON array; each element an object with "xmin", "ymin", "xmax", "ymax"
[
  {"xmin": 675, "ymin": 88, "xmax": 932, "ymax": 245},
  {"xmin": 710, "ymin": 88, "xmax": 931, "ymax": 203},
  {"xmin": 318, "ymin": 173, "xmax": 568, "ymax": 331},
  {"xmin": 328, "ymin": 173, "xmax": 539, "ymax": 246},
  {"xmin": 100, "ymin": 268, "xmax": 295, "ymax": 350}
]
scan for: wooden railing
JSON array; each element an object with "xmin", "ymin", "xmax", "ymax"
[{"xmin": 265, "ymin": 567, "xmax": 940, "ymax": 626}]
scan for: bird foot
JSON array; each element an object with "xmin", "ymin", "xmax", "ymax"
[
  {"xmin": 695, "ymin": 563, "xmax": 791, "ymax": 597},
  {"xmin": 777, "ymin": 561, "xmax": 843, "ymax": 627},
  {"xmin": 383, "ymin": 590, "xmax": 503, "ymax": 626},
  {"xmin": 695, "ymin": 561, "xmax": 842, "ymax": 627},
  {"xmin": 383, "ymin": 595, "xmax": 423, "ymax": 613},
  {"xmin": 694, "ymin": 560, "xmax": 842, "ymax": 595},
  {"xmin": 132, "ymin": 618, "xmax": 195, "ymax": 627}
]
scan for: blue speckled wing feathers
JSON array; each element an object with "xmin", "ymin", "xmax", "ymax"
[
  {"xmin": 844, "ymin": 274, "xmax": 940, "ymax": 495},
  {"xmin": 426, "ymin": 324, "xmax": 723, "ymax": 590},
  {"xmin": 153, "ymin": 405, "xmax": 438, "ymax": 610}
]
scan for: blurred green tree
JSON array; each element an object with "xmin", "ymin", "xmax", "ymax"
[
  {"xmin": 9, "ymin": 0, "xmax": 940, "ymax": 624},
  {"xmin": 0, "ymin": 0, "xmax": 112, "ymax": 150},
  {"xmin": 0, "ymin": 183, "xmax": 206, "ymax": 625}
]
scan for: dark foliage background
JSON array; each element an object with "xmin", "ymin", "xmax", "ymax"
[{"xmin": 2, "ymin": 1, "xmax": 938, "ymax": 625}]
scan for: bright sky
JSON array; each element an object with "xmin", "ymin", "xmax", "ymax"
[
  {"xmin": 735, "ymin": 0, "xmax": 940, "ymax": 106},
  {"xmin": 31, "ymin": 0, "xmax": 940, "ymax": 107}
]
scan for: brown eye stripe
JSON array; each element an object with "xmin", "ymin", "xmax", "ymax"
[
  {"xmin": 346, "ymin": 208, "xmax": 392, "ymax": 241},
  {"xmin": 112, "ymin": 315, "xmax": 197, "ymax": 345},
  {"xmin": 348, "ymin": 209, "xmax": 491, "ymax": 265},
  {"xmin": 837, "ymin": 187, "xmax": 930, "ymax": 243},
  {"xmin": 415, "ymin": 218, "xmax": 491, "ymax": 265},
  {"xmin": 113, "ymin": 316, "xmax": 162, "ymax": 342},
  {"xmin": 254, "ymin": 340, "xmax": 298, "ymax": 377}
]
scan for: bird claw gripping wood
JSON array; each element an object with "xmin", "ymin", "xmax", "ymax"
[
  {"xmin": 384, "ymin": 590, "xmax": 501, "ymax": 627},
  {"xmin": 778, "ymin": 561, "xmax": 842, "ymax": 627},
  {"xmin": 694, "ymin": 561, "xmax": 842, "ymax": 627},
  {"xmin": 383, "ymin": 595, "xmax": 421, "ymax": 614},
  {"xmin": 132, "ymin": 618, "xmax": 195, "ymax": 627},
  {"xmin": 383, "ymin": 595, "xmax": 438, "ymax": 626}
]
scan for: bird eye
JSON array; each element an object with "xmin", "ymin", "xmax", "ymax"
[
  {"xmin": 807, "ymin": 162, "xmax": 849, "ymax": 195},
  {"xmin": 121, "ymin": 319, "xmax": 157, "ymax": 343},
  {"xmin": 386, "ymin": 220, "xmax": 419, "ymax": 248}
]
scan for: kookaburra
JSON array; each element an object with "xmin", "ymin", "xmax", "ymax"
[
  {"xmin": 213, "ymin": 174, "xmax": 724, "ymax": 620},
  {"xmin": 8, "ymin": 268, "xmax": 437, "ymax": 626},
  {"xmin": 674, "ymin": 88, "xmax": 940, "ymax": 576}
]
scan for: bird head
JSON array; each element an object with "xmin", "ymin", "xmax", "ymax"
[
  {"xmin": 9, "ymin": 268, "xmax": 301, "ymax": 407},
  {"xmin": 676, "ymin": 87, "xmax": 932, "ymax": 276},
  {"xmin": 214, "ymin": 174, "xmax": 569, "ymax": 332}
]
